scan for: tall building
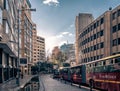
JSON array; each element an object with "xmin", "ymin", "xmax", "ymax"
[
  {"xmin": 78, "ymin": 5, "xmax": 120, "ymax": 64},
  {"xmin": 36, "ymin": 36, "xmax": 45, "ymax": 61},
  {"xmin": 20, "ymin": 0, "xmax": 34, "ymax": 74},
  {"xmin": 0, "ymin": 0, "xmax": 19, "ymax": 83},
  {"xmin": 32, "ymin": 24, "xmax": 37, "ymax": 63},
  {"xmin": 51, "ymin": 46, "xmax": 60, "ymax": 64},
  {"xmin": 75, "ymin": 13, "xmax": 93, "ymax": 64},
  {"xmin": 60, "ymin": 43, "xmax": 75, "ymax": 63},
  {"xmin": 32, "ymin": 24, "xmax": 45, "ymax": 63}
]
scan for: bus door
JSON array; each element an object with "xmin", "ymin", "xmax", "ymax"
[{"xmin": 81, "ymin": 65, "xmax": 86, "ymax": 83}]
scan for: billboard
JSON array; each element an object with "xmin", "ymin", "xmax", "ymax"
[{"xmin": 20, "ymin": 58, "xmax": 27, "ymax": 64}]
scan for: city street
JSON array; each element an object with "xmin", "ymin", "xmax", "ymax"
[{"xmin": 39, "ymin": 74, "xmax": 96, "ymax": 91}]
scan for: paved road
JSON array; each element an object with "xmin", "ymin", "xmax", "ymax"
[{"xmin": 39, "ymin": 74, "xmax": 95, "ymax": 91}]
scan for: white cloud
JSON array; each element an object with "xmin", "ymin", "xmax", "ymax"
[
  {"xmin": 70, "ymin": 24, "xmax": 74, "ymax": 28},
  {"xmin": 44, "ymin": 32, "xmax": 74, "ymax": 54},
  {"xmin": 68, "ymin": 33, "xmax": 73, "ymax": 36},
  {"xmin": 56, "ymin": 34, "xmax": 63, "ymax": 38},
  {"xmin": 62, "ymin": 32, "xmax": 69, "ymax": 35},
  {"xmin": 43, "ymin": 0, "xmax": 59, "ymax": 6}
]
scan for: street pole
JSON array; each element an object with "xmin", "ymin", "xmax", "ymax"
[
  {"xmin": 16, "ymin": 8, "xmax": 36, "ymax": 86},
  {"xmin": 16, "ymin": 9, "xmax": 20, "ymax": 86}
]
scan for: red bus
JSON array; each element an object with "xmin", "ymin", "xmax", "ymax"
[
  {"xmin": 71, "ymin": 65, "xmax": 83, "ymax": 87},
  {"xmin": 85, "ymin": 54, "xmax": 120, "ymax": 91},
  {"xmin": 59, "ymin": 67, "xmax": 71, "ymax": 82}
]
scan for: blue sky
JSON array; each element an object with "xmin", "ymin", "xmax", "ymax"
[{"xmin": 29, "ymin": 0, "xmax": 120, "ymax": 53}]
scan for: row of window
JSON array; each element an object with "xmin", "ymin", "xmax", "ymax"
[
  {"xmin": 86, "ymin": 57, "xmax": 120, "ymax": 73},
  {"xmin": 112, "ymin": 38, "xmax": 120, "ymax": 46},
  {"xmin": 80, "ymin": 30, "xmax": 104, "ymax": 46},
  {"xmin": 112, "ymin": 9, "xmax": 120, "ymax": 20},
  {"xmin": 112, "ymin": 23, "xmax": 120, "ymax": 33},
  {"xmin": 80, "ymin": 17, "xmax": 104, "ymax": 38},
  {"xmin": 82, "ymin": 54, "xmax": 103, "ymax": 63},
  {"xmin": 82, "ymin": 42, "xmax": 104, "ymax": 54}
]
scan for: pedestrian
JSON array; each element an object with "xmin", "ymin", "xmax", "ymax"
[
  {"xmin": 16, "ymin": 73, "xmax": 19, "ymax": 85},
  {"xmin": 21, "ymin": 73, "xmax": 23, "ymax": 79},
  {"xmin": 89, "ymin": 79, "xmax": 94, "ymax": 91}
]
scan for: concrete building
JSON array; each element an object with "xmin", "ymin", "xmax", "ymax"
[
  {"xmin": 0, "ymin": 0, "xmax": 19, "ymax": 83},
  {"xmin": 19, "ymin": 0, "xmax": 34, "ymax": 75},
  {"xmin": 60, "ymin": 43, "xmax": 75, "ymax": 64},
  {"xmin": 75, "ymin": 13, "xmax": 93, "ymax": 64},
  {"xmin": 77, "ymin": 5, "xmax": 120, "ymax": 64},
  {"xmin": 32, "ymin": 24, "xmax": 37, "ymax": 63},
  {"xmin": 51, "ymin": 46, "xmax": 60, "ymax": 64},
  {"xmin": 36, "ymin": 36, "xmax": 45, "ymax": 61},
  {"xmin": 32, "ymin": 24, "xmax": 45, "ymax": 63}
]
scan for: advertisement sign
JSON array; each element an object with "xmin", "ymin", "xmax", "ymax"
[{"xmin": 20, "ymin": 58, "xmax": 27, "ymax": 64}]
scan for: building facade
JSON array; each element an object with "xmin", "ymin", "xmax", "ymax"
[
  {"xmin": 0, "ymin": 0, "xmax": 19, "ymax": 83},
  {"xmin": 75, "ymin": 13, "xmax": 93, "ymax": 64},
  {"xmin": 51, "ymin": 46, "xmax": 60, "ymax": 64},
  {"xmin": 32, "ymin": 25, "xmax": 45, "ymax": 63},
  {"xmin": 20, "ymin": 0, "xmax": 34, "ymax": 75},
  {"xmin": 78, "ymin": 5, "xmax": 120, "ymax": 64},
  {"xmin": 60, "ymin": 43, "xmax": 75, "ymax": 63},
  {"xmin": 36, "ymin": 36, "xmax": 45, "ymax": 61}
]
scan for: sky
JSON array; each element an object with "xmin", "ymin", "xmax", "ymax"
[{"xmin": 29, "ymin": 0, "xmax": 120, "ymax": 54}]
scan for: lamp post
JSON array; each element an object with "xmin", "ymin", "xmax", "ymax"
[{"xmin": 16, "ymin": 8, "xmax": 36, "ymax": 86}]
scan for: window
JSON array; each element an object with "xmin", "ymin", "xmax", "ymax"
[
  {"xmin": 100, "ymin": 55, "xmax": 103, "ymax": 58},
  {"xmin": 118, "ymin": 38, "xmax": 120, "ymax": 45},
  {"xmin": 96, "ymin": 44, "xmax": 99, "ymax": 49},
  {"xmin": 90, "ymin": 36, "xmax": 93, "ymax": 41},
  {"xmin": 112, "ymin": 25, "xmax": 117, "ymax": 33},
  {"xmin": 100, "ymin": 30, "xmax": 104, "ymax": 36},
  {"xmin": 91, "ymin": 57, "xmax": 93, "ymax": 61},
  {"xmin": 91, "ymin": 46, "xmax": 94, "ymax": 51},
  {"xmin": 88, "ymin": 37, "xmax": 90, "ymax": 42},
  {"xmin": 97, "ymin": 21, "xmax": 99, "ymax": 27},
  {"xmin": 118, "ymin": 9, "xmax": 120, "ymax": 16},
  {"xmin": 97, "ymin": 55, "xmax": 99, "ymax": 59},
  {"xmin": 94, "ymin": 45, "xmax": 96, "ymax": 50},
  {"xmin": 113, "ymin": 39, "xmax": 117, "ymax": 46},
  {"xmin": 118, "ymin": 23, "xmax": 120, "ymax": 30},
  {"xmin": 97, "ymin": 32, "xmax": 100, "ymax": 38},
  {"xmin": 100, "ymin": 42, "xmax": 104, "ymax": 48},
  {"xmin": 103, "ymin": 61, "xmax": 106, "ymax": 65},
  {"xmin": 88, "ymin": 28, "xmax": 90, "ymax": 32},
  {"xmin": 112, "ymin": 12, "xmax": 117, "ymax": 20},
  {"xmin": 100, "ymin": 17, "xmax": 104, "ymax": 24},
  {"xmin": 90, "ymin": 25, "xmax": 93, "ymax": 31},
  {"xmin": 88, "ymin": 47, "xmax": 90, "ymax": 52},
  {"xmin": 94, "ymin": 34, "xmax": 96, "ymax": 39},
  {"xmin": 94, "ymin": 56, "xmax": 96, "ymax": 60},
  {"xmin": 94, "ymin": 23, "xmax": 96, "ymax": 29}
]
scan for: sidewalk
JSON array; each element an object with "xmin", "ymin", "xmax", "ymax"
[{"xmin": 0, "ymin": 75, "xmax": 35, "ymax": 91}]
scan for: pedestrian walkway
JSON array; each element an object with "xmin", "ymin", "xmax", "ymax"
[{"xmin": 0, "ymin": 75, "xmax": 35, "ymax": 91}]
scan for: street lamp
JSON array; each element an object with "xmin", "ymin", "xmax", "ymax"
[{"xmin": 16, "ymin": 8, "xmax": 36, "ymax": 86}]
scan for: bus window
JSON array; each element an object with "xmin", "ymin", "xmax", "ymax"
[
  {"xmin": 106, "ymin": 60, "xmax": 110, "ymax": 65},
  {"xmin": 103, "ymin": 61, "xmax": 106, "ymax": 65},
  {"xmin": 98, "ymin": 61, "xmax": 102, "ymax": 66},
  {"xmin": 110, "ymin": 59, "xmax": 113, "ymax": 64},
  {"xmin": 115, "ymin": 57, "xmax": 120, "ymax": 63},
  {"xmin": 95, "ymin": 63, "xmax": 97, "ymax": 66}
]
